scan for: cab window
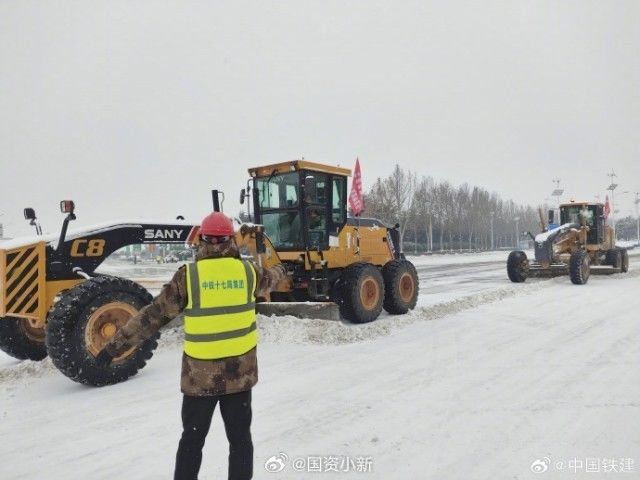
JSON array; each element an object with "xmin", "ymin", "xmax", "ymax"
[
  {"xmin": 331, "ymin": 177, "xmax": 346, "ymax": 225},
  {"xmin": 304, "ymin": 173, "xmax": 328, "ymax": 204},
  {"xmin": 256, "ymin": 172, "xmax": 299, "ymax": 209}
]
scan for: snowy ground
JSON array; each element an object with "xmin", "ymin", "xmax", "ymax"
[{"xmin": 1, "ymin": 251, "xmax": 639, "ymax": 479}]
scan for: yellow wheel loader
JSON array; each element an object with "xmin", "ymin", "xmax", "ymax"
[
  {"xmin": 0, "ymin": 202, "xmax": 198, "ymax": 385},
  {"xmin": 507, "ymin": 200, "xmax": 629, "ymax": 285},
  {"xmin": 0, "ymin": 160, "xmax": 419, "ymax": 386}
]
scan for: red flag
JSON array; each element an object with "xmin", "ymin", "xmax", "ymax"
[
  {"xmin": 348, "ymin": 158, "xmax": 364, "ymax": 216},
  {"xmin": 604, "ymin": 195, "xmax": 611, "ymax": 220}
]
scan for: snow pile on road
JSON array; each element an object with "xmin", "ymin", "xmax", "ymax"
[
  {"xmin": 0, "ymin": 280, "xmax": 551, "ymax": 384},
  {"xmin": 0, "ymin": 357, "xmax": 57, "ymax": 384},
  {"xmin": 258, "ymin": 281, "xmax": 550, "ymax": 346}
]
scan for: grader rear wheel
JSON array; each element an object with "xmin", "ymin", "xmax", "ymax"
[
  {"xmin": 619, "ymin": 249, "xmax": 629, "ymax": 273},
  {"xmin": 337, "ymin": 263, "xmax": 385, "ymax": 323},
  {"xmin": 45, "ymin": 275, "xmax": 159, "ymax": 386},
  {"xmin": 382, "ymin": 260, "xmax": 419, "ymax": 314},
  {"xmin": 0, "ymin": 316, "xmax": 48, "ymax": 361},
  {"xmin": 605, "ymin": 249, "xmax": 621, "ymax": 269}
]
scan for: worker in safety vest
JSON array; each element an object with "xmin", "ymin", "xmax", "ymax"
[{"xmin": 96, "ymin": 212, "xmax": 286, "ymax": 480}]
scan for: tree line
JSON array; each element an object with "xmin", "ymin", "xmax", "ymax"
[{"xmin": 361, "ymin": 164, "xmax": 541, "ymax": 252}]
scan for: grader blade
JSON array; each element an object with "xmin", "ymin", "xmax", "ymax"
[
  {"xmin": 256, "ymin": 302, "xmax": 341, "ymax": 321},
  {"xmin": 528, "ymin": 264, "xmax": 569, "ymax": 278}
]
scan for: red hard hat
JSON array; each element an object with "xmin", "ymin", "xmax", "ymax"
[{"xmin": 200, "ymin": 212, "xmax": 234, "ymax": 237}]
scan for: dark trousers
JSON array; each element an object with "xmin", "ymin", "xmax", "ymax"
[{"xmin": 174, "ymin": 390, "xmax": 253, "ymax": 480}]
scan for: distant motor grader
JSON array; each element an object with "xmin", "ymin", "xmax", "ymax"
[
  {"xmin": 507, "ymin": 200, "xmax": 629, "ymax": 285},
  {"xmin": 0, "ymin": 160, "xmax": 419, "ymax": 386}
]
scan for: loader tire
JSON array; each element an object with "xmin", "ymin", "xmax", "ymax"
[
  {"xmin": 619, "ymin": 249, "xmax": 629, "ymax": 273},
  {"xmin": 382, "ymin": 260, "xmax": 419, "ymax": 314},
  {"xmin": 337, "ymin": 263, "xmax": 384, "ymax": 323},
  {"xmin": 507, "ymin": 251, "xmax": 529, "ymax": 283},
  {"xmin": 45, "ymin": 276, "xmax": 158, "ymax": 386},
  {"xmin": 0, "ymin": 316, "xmax": 47, "ymax": 361},
  {"xmin": 605, "ymin": 248, "xmax": 621, "ymax": 268},
  {"xmin": 569, "ymin": 249, "xmax": 590, "ymax": 285}
]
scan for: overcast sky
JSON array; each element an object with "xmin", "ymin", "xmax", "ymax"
[{"xmin": 1, "ymin": 1, "xmax": 638, "ymax": 237}]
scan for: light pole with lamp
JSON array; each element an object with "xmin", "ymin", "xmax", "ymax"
[
  {"xmin": 606, "ymin": 170, "xmax": 618, "ymax": 232},
  {"xmin": 614, "ymin": 190, "xmax": 630, "ymax": 241},
  {"xmin": 551, "ymin": 178, "xmax": 563, "ymax": 208}
]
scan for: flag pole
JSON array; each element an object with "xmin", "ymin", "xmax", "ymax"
[
  {"xmin": 356, "ymin": 212, "xmax": 360, "ymax": 256},
  {"xmin": 349, "ymin": 157, "xmax": 363, "ymax": 256}
]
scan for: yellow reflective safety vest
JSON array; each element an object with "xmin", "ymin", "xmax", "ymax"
[{"xmin": 184, "ymin": 257, "xmax": 257, "ymax": 360}]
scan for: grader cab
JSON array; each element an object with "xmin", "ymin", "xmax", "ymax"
[{"xmin": 507, "ymin": 200, "xmax": 629, "ymax": 285}]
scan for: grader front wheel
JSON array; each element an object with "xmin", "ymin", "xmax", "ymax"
[
  {"xmin": 45, "ymin": 276, "xmax": 159, "ymax": 386},
  {"xmin": 569, "ymin": 250, "xmax": 591, "ymax": 285},
  {"xmin": 507, "ymin": 251, "xmax": 529, "ymax": 283},
  {"xmin": 0, "ymin": 316, "xmax": 48, "ymax": 361}
]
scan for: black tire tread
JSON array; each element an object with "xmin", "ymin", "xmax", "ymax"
[
  {"xmin": 605, "ymin": 248, "xmax": 621, "ymax": 268},
  {"xmin": 619, "ymin": 248, "xmax": 629, "ymax": 273},
  {"xmin": 0, "ymin": 316, "xmax": 48, "ymax": 361},
  {"xmin": 569, "ymin": 249, "xmax": 590, "ymax": 285},
  {"xmin": 45, "ymin": 275, "xmax": 158, "ymax": 386},
  {"xmin": 337, "ymin": 263, "xmax": 384, "ymax": 323},
  {"xmin": 382, "ymin": 260, "xmax": 419, "ymax": 314},
  {"xmin": 507, "ymin": 251, "xmax": 528, "ymax": 283}
]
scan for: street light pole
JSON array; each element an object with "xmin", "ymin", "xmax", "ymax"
[
  {"xmin": 490, "ymin": 211, "xmax": 495, "ymax": 251},
  {"xmin": 552, "ymin": 178, "xmax": 563, "ymax": 208},
  {"xmin": 635, "ymin": 192, "xmax": 640, "ymax": 246},
  {"xmin": 607, "ymin": 170, "xmax": 618, "ymax": 234}
]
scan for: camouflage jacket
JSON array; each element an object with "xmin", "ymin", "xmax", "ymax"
[{"xmin": 105, "ymin": 238, "xmax": 286, "ymax": 396}]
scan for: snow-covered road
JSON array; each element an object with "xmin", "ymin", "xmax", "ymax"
[{"xmin": 1, "ymin": 252, "xmax": 639, "ymax": 479}]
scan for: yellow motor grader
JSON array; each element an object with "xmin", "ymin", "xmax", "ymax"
[
  {"xmin": 507, "ymin": 200, "xmax": 629, "ymax": 285},
  {"xmin": 0, "ymin": 160, "xmax": 419, "ymax": 385}
]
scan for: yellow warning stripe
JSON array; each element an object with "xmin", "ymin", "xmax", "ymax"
[
  {"xmin": 5, "ymin": 254, "xmax": 39, "ymax": 305},
  {"xmin": 12, "ymin": 285, "xmax": 38, "ymax": 314},
  {"xmin": 6, "ymin": 249, "xmax": 38, "ymax": 287},
  {"xmin": 6, "ymin": 247, "xmax": 35, "ymax": 274},
  {"xmin": 7, "ymin": 275, "xmax": 38, "ymax": 311}
]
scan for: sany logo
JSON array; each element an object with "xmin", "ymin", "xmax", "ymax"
[
  {"xmin": 144, "ymin": 229, "xmax": 185, "ymax": 240},
  {"xmin": 264, "ymin": 452, "xmax": 288, "ymax": 473},
  {"xmin": 530, "ymin": 457, "xmax": 551, "ymax": 473}
]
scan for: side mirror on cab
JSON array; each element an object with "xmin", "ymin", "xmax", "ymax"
[{"xmin": 24, "ymin": 207, "xmax": 36, "ymax": 221}]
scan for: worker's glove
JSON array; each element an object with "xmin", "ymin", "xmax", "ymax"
[{"xmin": 95, "ymin": 349, "xmax": 114, "ymax": 368}]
